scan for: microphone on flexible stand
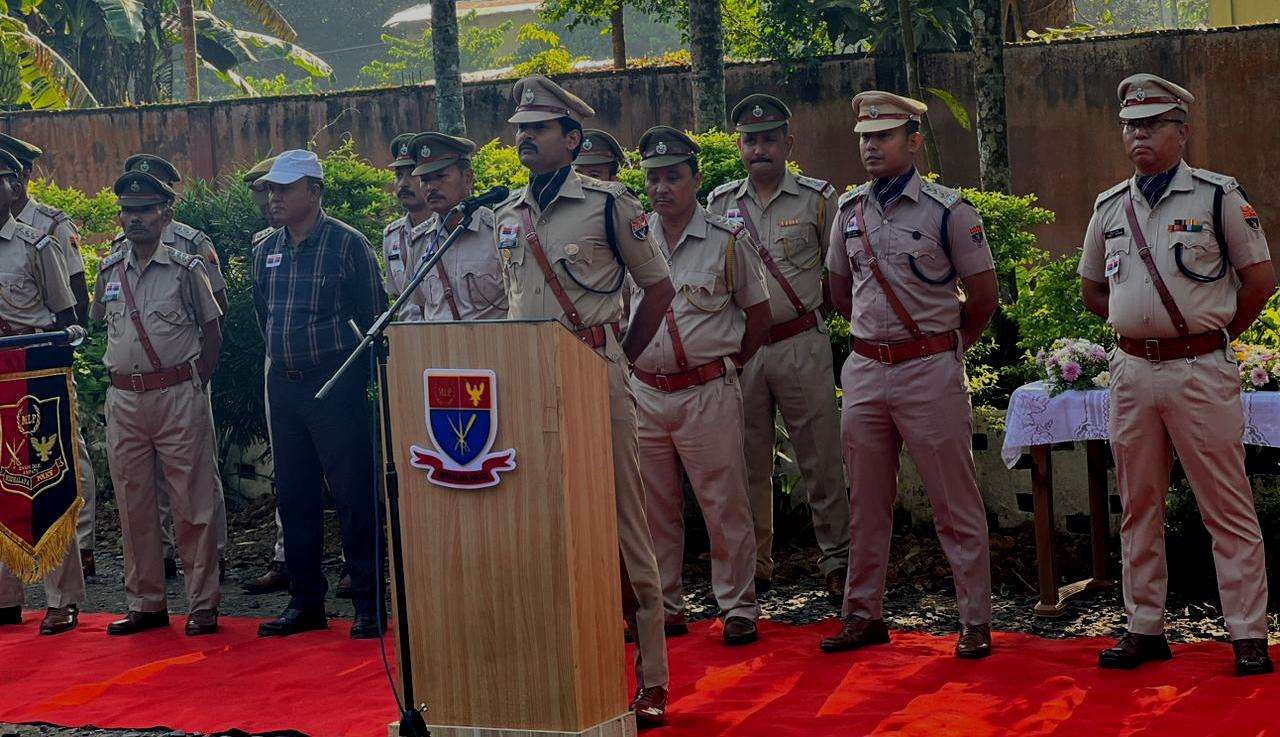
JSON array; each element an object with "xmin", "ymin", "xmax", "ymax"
[{"xmin": 450, "ymin": 186, "xmax": 510, "ymax": 218}]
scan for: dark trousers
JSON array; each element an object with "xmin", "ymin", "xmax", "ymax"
[{"xmin": 267, "ymin": 361, "xmax": 381, "ymax": 616}]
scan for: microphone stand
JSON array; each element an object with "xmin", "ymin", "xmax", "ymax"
[
  {"xmin": 316, "ymin": 205, "xmax": 478, "ymax": 737},
  {"xmin": 0, "ymin": 328, "xmax": 84, "ymax": 351}
]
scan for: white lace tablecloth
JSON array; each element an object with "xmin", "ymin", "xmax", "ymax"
[{"xmin": 1001, "ymin": 382, "xmax": 1280, "ymax": 468}]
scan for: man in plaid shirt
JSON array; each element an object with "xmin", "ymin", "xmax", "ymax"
[{"xmin": 251, "ymin": 150, "xmax": 387, "ymax": 639}]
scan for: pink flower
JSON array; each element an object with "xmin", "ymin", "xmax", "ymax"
[
  {"xmin": 1090, "ymin": 346, "xmax": 1106, "ymax": 360},
  {"xmin": 1250, "ymin": 367, "xmax": 1270, "ymax": 388},
  {"xmin": 1061, "ymin": 360, "xmax": 1082, "ymax": 382}
]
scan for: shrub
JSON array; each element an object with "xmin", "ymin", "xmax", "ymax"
[
  {"xmin": 471, "ymin": 139, "xmax": 529, "ymax": 194},
  {"xmin": 28, "ymin": 180, "xmax": 118, "ymax": 247},
  {"xmin": 1006, "ymin": 250, "xmax": 1113, "ymax": 355}
]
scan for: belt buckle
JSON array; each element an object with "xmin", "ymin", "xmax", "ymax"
[
  {"xmin": 129, "ymin": 373, "xmax": 145, "ymax": 392},
  {"xmin": 876, "ymin": 343, "xmax": 893, "ymax": 364},
  {"xmin": 1143, "ymin": 339, "xmax": 1161, "ymax": 362},
  {"xmin": 654, "ymin": 373, "xmax": 671, "ymax": 391}
]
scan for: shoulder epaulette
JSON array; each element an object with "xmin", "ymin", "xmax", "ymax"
[
  {"xmin": 581, "ymin": 178, "xmax": 629, "ymax": 197},
  {"xmin": 383, "ymin": 217, "xmax": 407, "ymax": 236},
  {"xmin": 707, "ymin": 179, "xmax": 743, "ymax": 205},
  {"xmin": 496, "ymin": 188, "xmax": 523, "ymax": 211},
  {"xmin": 100, "ymin": 248, "xmax": 127, "ymax": 271},
  {"xmin": 1095, "ymin": 180, "xmax": 1129, "ymax": 209},
  {"xmin": 796, "ymin": 175, "xmax": 836, "ymax": 199},
  {"xmin": 171, "ymin": 221, "xmax": 201, "ymax": 241},
  {"xmin": 837, "ymin": 183, "xmax": 868, "ymax": 209},
  {"xmin": 12, "ymin": 220, "xmax": 45, "ymax": 247},
  {"xmin": 920, "ymin": 180, "xmax": 962, "ymax": 210},
  {"xmin": 32, "ymin": 201, "xmax": 66, "ymax": 222},
  {"xmin": 1190, "ymin": 168, "xmax": 1240, "ymax": 195},
  {"xmin": 706, "ymin": 211, "xmax": 745, "ymax": 238},
  {"xmin": 476, "ymin": 207, "xmax": 495, "ymax": 227},
  {"xmin": 165, "ymin": 245, "xmax": 203, "ymax": 270}
]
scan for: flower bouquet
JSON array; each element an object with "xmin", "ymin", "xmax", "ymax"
[
  {"xmin": 1233, "ymin": 342, "xmax": 1279, "ymax": 392},
  {"xmin": 1035, "ymin": 338, "xmax": 1110, "ymax": 396}
]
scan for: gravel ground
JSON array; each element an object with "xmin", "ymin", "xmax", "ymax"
[{"xmin": 5, "ymin": 495, "xmax": 1277, "ymax": 737}]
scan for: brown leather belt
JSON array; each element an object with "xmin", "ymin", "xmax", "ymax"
[
  {"xmin": 767, "ymin": 311, "xmax": 819, "ymax": 345},
  {"xmin": 632, "ymin": 358, "xmax": 727, "ymax": 392},
  {"xmin": 1118, "ymin": 331, "xmax": 1224, "ymax": 361},
  {"xmin": 110, "ymin": 363, "xmax": 194, "ymax": 392},
  {"xmin": 852, "ymin": 332, "xmax": 958, "ymax": 365},
  {"xmin": 574, "ymin": 323, "xmax": 620, "ymax": 349}
]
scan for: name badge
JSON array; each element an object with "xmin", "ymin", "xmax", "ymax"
[
  {"xmin": 498, "ymin": 224, "xmax": 519, "ymax": 250},
  {"xmin": 844, "ymin": 214, "xmax": 862, "ymax": 237},
  {"xmin": 725, "ymin": 209, "xmax": 745, "ymax": 226},
  {"xmin": 387, "ymin": 244, "xmax": 401, "ymax": 260},
  {"xmin": 1103, "ymin": 227, "xmax": 1126, "ymax": 239},
  {"xmin": 265, "ymin": 252, "xmax": 283, "ymax": 268},
  {"xmin": 102, "ymin": 281, "xmax": 122, "ymax": 302},
  {"xmin": 1104, "ymin": 253, "xmax": 1121, "ymax": 277}
]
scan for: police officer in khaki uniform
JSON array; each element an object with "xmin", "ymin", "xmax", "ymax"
[
  {"xmin": 821, "ymin": 92, "xmax": 999, "ymax": 659},
  {"xmin": 0, "ymin": 133, "xmax": 100, "ymax": 577},
  {"xmin": 382, "ymin": 133, "xmax": 432, "ymax": 322},
  {"xmin": 631, "ymin": 126, "xmax": 771, "ymax": 646},
  {"xmin": 1080, "ymin": 74, "xmax": 1276, "ymax": 675},
  {"xmin": 92, "ymin": 170, "xmax": 224, "ymax": 637},
  {"xmin": 495, "ymin": 75, "xmax": 675, "ymax": 728},
  {"xmin": 707, "ymin": 94, "xmax": 849, "ymax": 602},
  {"xmin": 407, "ymin": 132, "xmax": 507, "ymax": 321},
  {"xmin": 574, "ymin": 129, "xmax": 627, "ymax": 182},
  {"xmin": 0, "ymin": 148, "xmax": 86, "ymax": 636}
]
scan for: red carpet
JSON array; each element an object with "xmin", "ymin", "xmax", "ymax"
[{"xmin": 1, "ymin": 613, "xmax": 1277, "ymax": 736}]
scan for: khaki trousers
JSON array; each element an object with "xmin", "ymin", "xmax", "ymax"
[
  {"xmin": 839, "ymin": 349, "xmax": 992, "ymax": 625},
  {"xmin": 73, "ymin": 428, "xmax": 96, "ymax": 552},
  {"xmin": 159, "ymin": 383, "xmax": 228, "ymax": 558},
  {"xmin": 741, "ymin": 327, "xmax": 848, "ymax": 578},
  {"xmin": 0, "ymin": 544, "xmax": 84, "ymax": 609},
  {"xmin": 607, "ymin": 356, "xmax": 670, "ymax": 688},
  {"xmin": 635, "ymin": 370, "xmax": 759, "ymax": 622},
  {"xmin": 106, "ymin": 380, "xmax": 222, "ymax": 613},
  {"xmin": 1109, "ymin": 348, "xmax": 1268, "ymax": 640}
]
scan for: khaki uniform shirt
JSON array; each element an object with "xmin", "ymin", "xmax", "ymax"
[
  {"xmin": 495, "ymin": 171, "xmax": 669, "ymax": 350},
  {"xmin": 1078, "ymin": 161, "xmax": 1270, "ymax": 338},
  {"xmin": 381, "ymin": 213, "xmax": 434, "ymax": 321},
  {"xmin": 0, "ymin": 216, "xmax": 74, "ymax": 331},
  {"xmin": 112, "ymin": 220, "xmax": 226, "ymax": 296},
  {"xmin": 632, "ymin": 208, "xmax": 769, "ymax": 374},
  {"xmin": 17, "ymin": 198, "xmax": 85, "ymax": 278},
  {"xmin": 826, "ymin": 172, "xmax": 993, "ymax": 343},
  {"xmin": 707, "ymin": 170, "xmax": 836, "ymax": 323},
  {"xmin": 90, "ymin": 241, "xmax": 222, "ymax": 373},
  {"xmin": 411, "ymin": 207, "xmax": 507, "ymax": 321}
]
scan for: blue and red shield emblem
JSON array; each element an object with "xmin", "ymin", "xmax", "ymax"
[{"xmin": 409, "ymin": 369, "xmax": 516, "ymax": 489}]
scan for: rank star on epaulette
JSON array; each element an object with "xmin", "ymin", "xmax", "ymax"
[{"xmin": 631, "ymin": 214, "xmax": 649, "ymax": 240}]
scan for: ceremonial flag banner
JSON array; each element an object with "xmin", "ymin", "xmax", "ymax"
[{"xmin": 0, "ymin": 344, "xmax": 82, "ymax": 583}]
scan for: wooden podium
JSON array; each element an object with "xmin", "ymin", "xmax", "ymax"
[{"xmin": 383, "ymin": 320, "xmax": 634, "ymax": 737}]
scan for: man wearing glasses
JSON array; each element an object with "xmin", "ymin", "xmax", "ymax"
[{"xmin": 1079, "ymin": 73, "xmax": 1276, "ymax": 675}]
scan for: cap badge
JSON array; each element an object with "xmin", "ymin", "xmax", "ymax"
[
  {"xmin": 138, "ymin": 160, "xmax": 151, "ymax": 172},
  {"xmin": 399, "ymin": 144, "xmax": 409, "ymax": 156},
  {"xmin": 655, "ymin": 141, "xmax": 668, "ymax": 155},
  {"xmin": 868, "ymin": 106, "xmax": 880, "ymax": 119},
  {"xmin": 1135, "ymin": 88, "xmax": 1147, "ymax": 101},
  {"xmin": 129, "ymin": 180, "xmax": 141, "ymax": 192},
  {"xmin": 752, "ymin": 105, "xmax": 764, "ymax": 118},
  {"xmin": 582, "ymin": 139, "xmax": 593, "ymax": 151},
  {"xmin": 521, "ymin": 88, "xmax": 535, "ymax": 104},
  {"xmin": 420, "ymin": 146, "xmax": 431, "ymax": 158}
]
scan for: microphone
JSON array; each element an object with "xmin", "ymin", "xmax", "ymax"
[{"xmin": 453, "ymin": 186, "xmax": 510, "ymax": 217}]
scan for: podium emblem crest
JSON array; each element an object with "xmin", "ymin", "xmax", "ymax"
[{"xmin": 410, "ymin": 369, "xmax": 516, "ymax": 489}]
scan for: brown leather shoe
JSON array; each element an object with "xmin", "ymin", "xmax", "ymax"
[
  {"xmin": 107, "ymin": 609, "xmax": 170, "ymax": 636},
  {"xmin": 185, "ymin": 609, "xmax": 219, "ymax": 636},
  {"xmin": 1233, "ymin": 638, "xmax": 1274, "ymax": 676},
  {"xmin": 722, "ymin": 616, "xmax": 758, "ymax": 646},
  {"xmin": 1098, "ymin": 632, "xmax": 1172, "ymax": 669},
  {"xmin": 820, "ymin": 614, "xmax": 890, "ymax": 653},
  {"xmin": 956, "ymin": 623, "xmax": 992, "ymax": 659},
  {"xmin": 80, "ymin": 549, "xmax": 96, "ymax": 578},
  {"xmin": 825, "ymin": 568, "xmax": 847, "ymax": 608},
  {"xmin": 40, "ymin": 605, "xmax": 78, "ymax": 635},
  {"xmin": 664, "ymin": 610, "xmax": 689, "ymax": 637},
  {"xmin": 335, "ymin": 573, "xmax": 354, "ymax": 599},
  {"xmin": 242, "ymin": 562, "xmax": 290, "ymax": 594},
  {"xmin": 630, "ymin": 686, "xmax": 668, "ymax": 729}
]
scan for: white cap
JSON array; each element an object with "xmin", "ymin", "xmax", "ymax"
[{"xmin": 260, "ymin": 149, "xmax": 323, "ymax": 185}]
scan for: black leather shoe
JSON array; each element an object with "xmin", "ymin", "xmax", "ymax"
[
  {"xmin": 956, "ymin": 623, "xmax": 992, "ymax": 659},
  {"xmin": 0, "ymin": 605, "xmax": 20, "ymax": 625},
  {"xmin": 723, "ymin": 616, "xmax": 758, "ymax": 646},
  {"xmin": 243, "ymin": 562, "xmax": 290, "ymax": 594},
  {"xmin": 1233, "ymin": 638, "xmax": 1274, "ymax": 676},
  {"xmin": 107, "ymin": 609, "xmax": 170, "ymax": 636},
  {"xmin": 664, "ymin": 611, "xmax": 689, "ymax": 637},
  {"xmin": 164, "ymin": 557, "xmax": 178, "ymax": 580},
  {"xmin": 350, "ymin": 613, "xmax": 386, "ymax": 639},
  {"xmin": 257, "ymin": 608, "xmax": 327, "ymax": 637},
  {"xmin": 1098, "ymin": 632, "xmax": 1173, "ymax": 669},
  {"xmin": 40, "ymin": 605, "xmax": 78, "ymax": 635},
  {"xmin": 185, "ymin": 609, "xmax": 219, "ymax": 636},
  {"xmin": 631, "ymin": 686, "xmax": 668, "ymax": 729},
  {"xmin": 820, "ymin": 614, "xmax": 891, "ymax": 653}
]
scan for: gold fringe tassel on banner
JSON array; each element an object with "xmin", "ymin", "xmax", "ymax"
[{"xmin": 0, "ymin": 495, "xmax": 83, "ymax": 583}]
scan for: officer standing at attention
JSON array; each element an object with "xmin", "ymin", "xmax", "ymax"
[
  {"xmin": 382, "ymin": 133, "xmax": 431, "ymax": 321},
  {"xmin": 119, "ymin": 154, "xmax": 228, "ymax": 583},
  {"xmin": 631, "ymin": 126, "xmax": 770, "ymax": 647},
  {"xmin": 1080, "ymin": 74, "xmax": 1276, "ymax": 675},
  {"xmin": 406, "ymin": 132, "xmax": 506, "ymax": 321},
  {"xmin": 92, "ymin": 170, "xmax": 224, "ymax": 636},
  {"xmin": 0, "ymin": 133, "xmax": 100, "ymax": 578},
  {"xmin": 574, "ymin": 129, "xmax": 628, "ymax": 182},
  {"xmin": 0, "ymin": 149, "xmax": 85, "ymax": 636},
  {"xmin": 495, "ymin": 75, "xmax": 675, "ymax": 728},
  {"xmin": 707, "ymin": 94, "xmax": 850, "ymax": 603},
  {"xmin": 821, "ymin": 91, "xmax": 999, "ymax": 659}
]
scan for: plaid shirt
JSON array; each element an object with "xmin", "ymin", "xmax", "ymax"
[{"xmin": 252, "ymin": 211, "xmax": 386, "ymax": 370}]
